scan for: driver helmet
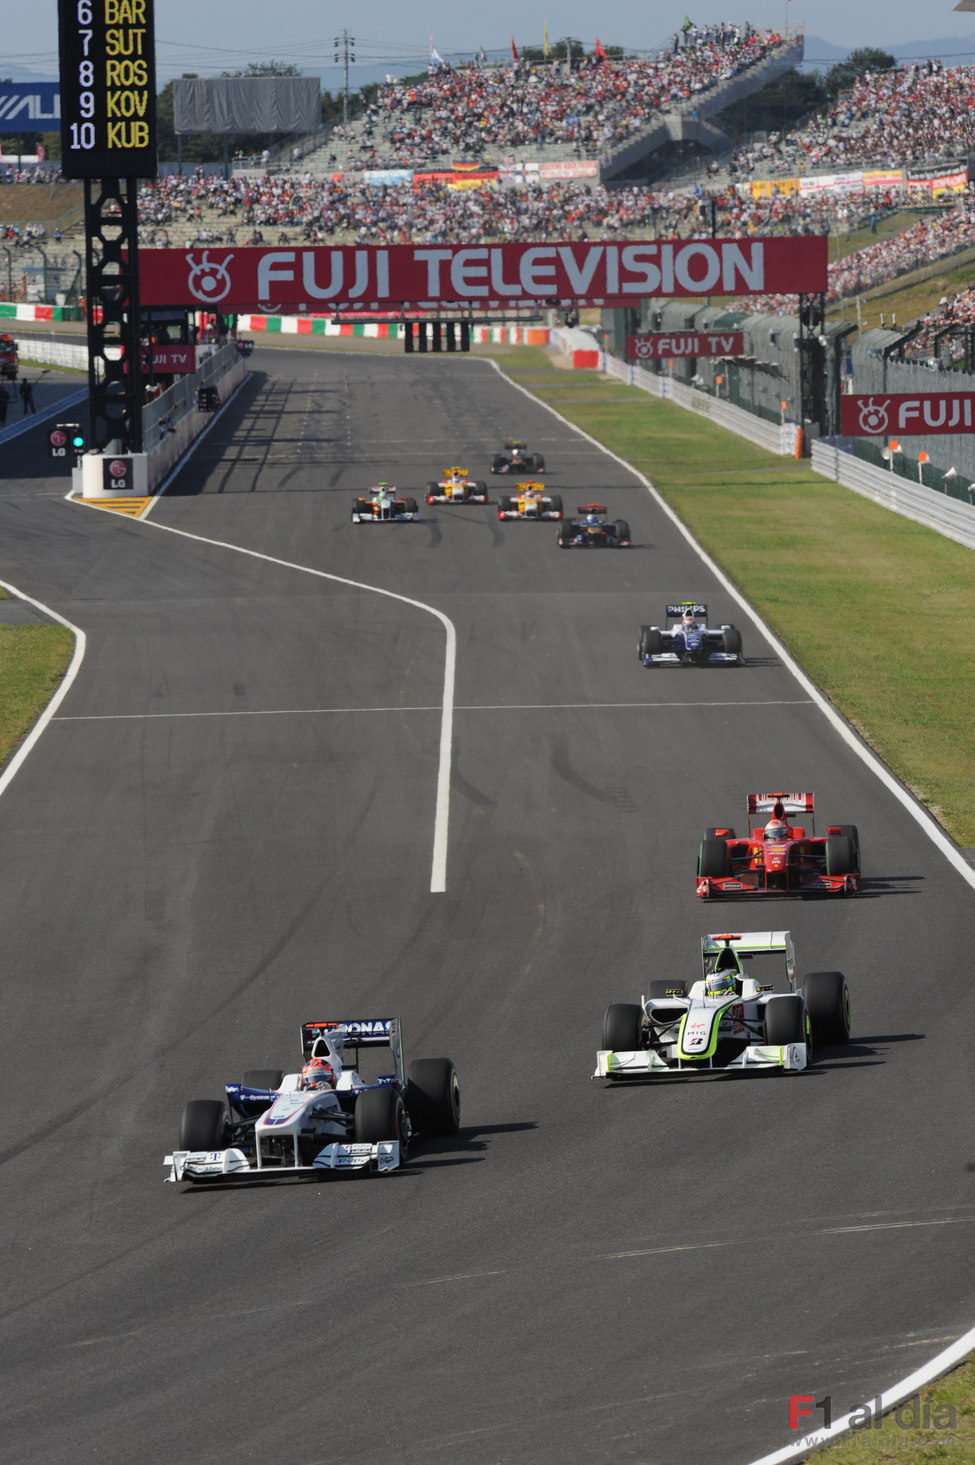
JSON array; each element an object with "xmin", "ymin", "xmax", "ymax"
[
  {"xmin": 300, "ymin": 1057, "xmax": 335, "ymax": 1090},
  {"xmin": 764, "ymin": 819, "xmax": 789, "ymax": 841},
  {"xmin": 704, "ymin": 971, "xmax": 737, "ymax": 1000},
  {"xmin": 586, "ymin": 514, "xmax": 600, "ymax": 525},
  {"xmin": 682, "ymin": 610, "xmax": 697, "ymax": 628}
]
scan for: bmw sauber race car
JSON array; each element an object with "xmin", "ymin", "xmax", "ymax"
[
  {"xmin": 697, "ymin": 792, "xmax": 861, "ymax": 899},
  {"xmin": 351, "ymin": 483, "xmax": 419, "ymax": 523},
  {"xmin": 426, "ymin": 466, "xmax": 489, "ymax": 505},
  {"xmin": 557, "ymin": 504, "xmax": 630, "ymax": 548},
  {"xmin": 490, "ymin": 440, "xmax": 545, "ymax": 474},
  {"xmin": 165, "ymin": 1018, "xmax": 460, "ymax": 1183},
  {"xmin": 497, "ymin": 481, "xmax": 563, "ymax": 521},
  {"xmin": 594, "ymin": 930, "xmax": 851, "ymax": 1082},
  {"xmin": 639, "ymin": 603, "xmax": 742, "ymax": 666}
]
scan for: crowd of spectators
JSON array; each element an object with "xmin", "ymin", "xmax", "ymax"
[
  {"xmin": 360, "ymin": 26, "xmax": 785, "ymax": 170},
  {"xmin": 731, "ymin": 59, "xmax": 975, "ymax": 178},
  {"xmin": 902, "ymin": 282, "xmax": 975, "ymax": 364}
]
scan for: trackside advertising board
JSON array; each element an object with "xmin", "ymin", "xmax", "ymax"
[
  {"xmin": 137, "ymin": 237, "xmax": 828, "ymax": 311},
  {"xmin": 626, "ymin": 330, "xmax": 745, "ymax": 361},
  {"xmin": 840, "ymin": 392, "xmax": 975, "ymax": 437}
]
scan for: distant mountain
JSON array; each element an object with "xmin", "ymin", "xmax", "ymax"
[{"xmin": 801, "ymin": 31, "xmax": 975, "ymax": 72}]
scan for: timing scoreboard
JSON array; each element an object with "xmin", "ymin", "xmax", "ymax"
[{"xmin": 57, "ymin": 0, "xmax": 157, "ymax": 179}]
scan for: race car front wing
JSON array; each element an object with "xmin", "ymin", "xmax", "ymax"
[
  {"xmin": 593, "ymin": 1043, "xmax": 808, "ymax": 1079},
  {"xmin": 165, "ymin": 1141, "xmax": 399, "ymax": 1181}
]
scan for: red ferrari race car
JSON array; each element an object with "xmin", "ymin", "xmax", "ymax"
[{"xmin": 696, "ymin": 792, "xmax": 860, "ymax": 899}]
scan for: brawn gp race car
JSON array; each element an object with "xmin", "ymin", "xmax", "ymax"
[
  {"xmin": 426, "ymin": 466, "xmax": 489, "ymax": 505},
  {"xmin": 557, "ymin": 504, "xmax": 631, "ymax": 547},
  {"xmin": 594, "ymin": 930, "xmax": 851, "ymax": 1081},
  {"xmin": 351, "ymin": 483, "xmax": 419, "ymax": 522},
  {"xmin": 497, "ymin": 481, "xmax": 563, "ymax": 520},
  {"xmin": 490, "ymin": 440, "xmax": 545, "ymax": 474},
  {"xmin": 165, "ymin": 1017, "xmax": 460, "ymax": 1183},
  {"xmin": 639, "ymin": 603, "xmax": 743, "ymax": 666},
  {"xmin": 696, "ymin": 792, "xmax": 860, "ymax": 899}
]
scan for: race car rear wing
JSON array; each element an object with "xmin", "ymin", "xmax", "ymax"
[
  {"xmin": 747, "ymin": 791, "xmax": 815, "ymax": 833},
  {"xmin": 701, "ymin": 931, "xmax": 796, "ymax": 984},
  {"xmin": 666, "ymin": 602, "xmax": 707, "ymax": 619},
  {"xmin": 301, "ymin": 1019, "xmax": 405, "ymax": 1084}
]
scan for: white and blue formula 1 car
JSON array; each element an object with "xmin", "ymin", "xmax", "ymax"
[
  {"xmin": 594, "ymin": 931, "xmax": 850, "ymax": 1082},
  {"xmin": 639, "ymin": 602, "xmax": 743, "ymax": 666},
  {"xmin": 165, "ymin": 1018, "xmax": 460, "ymax": 1183}
]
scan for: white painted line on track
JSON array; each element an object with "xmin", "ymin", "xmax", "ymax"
[
  {"xmin": 52, "ymin": 697, "xmax": 815, "ymax": 722},
  {"xmin": 488, "ymin": 359, "xmax": 975, "ymax": 1461},
  {"xmin": 0, "ymin": 582, "xmax": 86, "ymax": 800}
]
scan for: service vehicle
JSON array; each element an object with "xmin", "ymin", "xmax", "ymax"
[
  {"xmin": 557, "ymin": 503, "xmax": 630, "ymax": 547},
  {"xmin": 696, "ymin": 792, "xmax": 860, "ymax": 899},
  {"xmin": 351, "ymin": 483, "xmax": 419, "ymax": 523},
  {"xmin": 594, "ymin": 930, "xmax": 851, "ymax": 1081},
  {"xmin": 165, "ymin": 1017, "xmax": 460, "ymax": 1183},
  {"xmin": 490, "ymin": 440, "xmax": 545, "ymax": 473},
  {"xmin": 496, "ymin": 481, "xmax": 563, "ymax": 521},
  {"xmin": 426, "ymin": 466, "xmax": 489, "ymax": 504},
  {"xmin": 639, "ymin": 602, "xmax": 743, "ymax": 666}
]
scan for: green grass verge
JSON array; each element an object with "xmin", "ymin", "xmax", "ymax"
[
  {"xmin": 0, "ymin": 625, "xmax": 74, "ymax": 767},
  {"xmin": 811, "ymin": 1355, "xmax": 975, "ymax": 1461},
  {"xmin": 497, "ymin": 348, "xmax": 975, "ymax": 845}
]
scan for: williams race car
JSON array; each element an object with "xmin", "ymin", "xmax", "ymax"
[
  {"xmin": 490, "ymin": 440, "xmax": 545, "ymax": 474},
  {"xmin": 594, "ymin": 930, "xmax": 851, "ymax": 1081},
  {"xmin": 497, "ymin": 481, "xmax": 563, "ymax": 520},
  {"xmin": 351, "ymin": 483, "xmax": 419, "ymax": 523},
  {"xmin": 557, "ymin": 504, "xmax": 631, "ymax": 547},
  {"xmin": 165, "ymin": 1017, "xmax": 460, "ymax": 1183},
  {"xmin": 639, "ymin": 603, "xmax": 743, "ymax": 666},
  {"xmin": 426, "ymin": 466, "xmax": 489, "ymax": 505},
  {"xmin": 696, "ymin": 792, "xmax": 861, "ymax": 899}
]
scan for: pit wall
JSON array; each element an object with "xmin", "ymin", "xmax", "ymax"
[{"xmin": 233, "ymin": 314, "xmax": 551, "ymax": 347}]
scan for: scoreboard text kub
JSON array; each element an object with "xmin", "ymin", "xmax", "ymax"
[{"xmin": 58, "ymin": 0, "xmax": 157, "ymax": 180}]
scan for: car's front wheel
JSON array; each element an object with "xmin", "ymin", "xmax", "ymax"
[
  {"xmin": 602, "ymin": 1002, "xmax": 644, "ymax": 1051},
  {"xmin": 179, "ymin": 1099, "xmax": 229, "ymax": 1152},
  {"xmin": 354, "ymin": 1087, "xmax": 409, "ymax": 1160}
]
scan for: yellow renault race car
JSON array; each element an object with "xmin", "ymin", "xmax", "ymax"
[
  {"xmin": 497, "ymin": 481, "xmax": 563, "ymax": 521},
  {"xmin": 426, "ymin": 466, "xmax": 489, "ymax": 505}
]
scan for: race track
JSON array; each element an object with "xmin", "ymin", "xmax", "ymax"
[{"xmin": 1, "ymin": 349, "xmax": 974, "ymax": 1465}]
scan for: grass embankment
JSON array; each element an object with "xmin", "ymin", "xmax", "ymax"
[
  {"xmin": 0, "ymin": 625, "xmax": 74, "ymax": 766},
  {"xmin": 499, "ymin": 348, "xmax": 975, "ymax": 844}
]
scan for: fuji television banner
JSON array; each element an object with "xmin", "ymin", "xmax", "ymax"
[
  {"xmin": 137, "ymin": 237, "xmax": 828, "ymax": 311},
  {"xmin": 626, "ymin": 330, "xmax": 745, "ymax": 361},
  {"xmin": 841, "ymin": 391, "xmax": 975, "ymax": 437}
]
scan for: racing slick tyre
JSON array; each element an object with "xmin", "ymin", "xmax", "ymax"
[
  {"xmin": 722, "ymin": 627, "xmax": 742, "ymax": 656},
  {"xmin": 426, "ymin": 482, "xmax": 438, "ymax": 503},
  {"xmin": 490, "ymin": 456, "xmax": 504, "ymax": 474},
  {"xmin": 403, "ymin": 497, "xmax": 418, "ymax": 517},
  {"xmin": 354, "ymin": 1087, "xmax": 409, "ymax": 1160},
  {"xmin": 533, "ymin": 454, "xmax": 546, "ymax": 471},
  {"xmin": 763, "ymin": 995, "xmax": 808, "ymax": 1048},
  {"xmin": 614, "ymin": 519, "xmax": 630, "ymax": 544},
  {"xmin": 825, "ymin": 834, "xmax": 856, "ymax": 878},
  {"xmin": 473, "ymin": 481, "xmax": 488, "ymax": 499},
  {"xmin": 698, "ymin": 837, "xmax": 729, "ymax": 879},
  {"xmin": 407, "ymin": 1059, "xmax": 461, "ymax": 1135},
  {"xmin": 639, "ymin": 627, "xmax": 663, "ymax": 660},
  {"xmin": 179, "ymin": 1099, "xmax": 230, "ymax": 1151},
  {"xmin": 549, "ymin": 495, "xmax": 563, "ymax": 517},
  {"xmin": 705, "ymin": 826, "xmax": 736, "ymax": 840},
  {"xmin": 836, "ymin": 825, "xmax": 861, "ymax": 868},
  {"xmin": 242, "ymin": 1069, "xmax": 283, "ymax": 1091},
  {"xmin": 602, "ymin": 1002, "xmax": 644, "ymax": 1052},
  {"xmin": 497, "ymin": 495, "xmax": 512, "ymax": 515},
  {"xmin": 802, "ymin": 971, "xmax": 851, "ymax": 1044},
  {"xmin": 648, "ymin": 980, "xmax": 686, "ymax": 998}
]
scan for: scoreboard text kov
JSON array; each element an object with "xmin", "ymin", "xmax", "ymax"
[{"xmin": 58, "ymin": 0, "xmax": 157, "ymax": 179}]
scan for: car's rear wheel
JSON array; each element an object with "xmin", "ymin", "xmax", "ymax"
[
  {"xmin": 549, "ymin": 495, "xmax": 563, "ymax": 517},
  {"xmin": 826, "ymin": 834, "xmax": 856, "ymax": 877},
  {"xmin": 602, "ymin": 1002, "xmax": 644, "ymax": 1051},
  {"xmin": 354, "ymin": 1087, "xmax": 409, "ymax": 1159},
  {"xmin": 498, "ymin": 496, "xmax": 512, "ymax": 516},
  {"xmin": 764, "ymin": 996, "xmax": 807, "ymax": 1048},
  {"xmin": 836, "ymin": 825, "xmax": 861, "ymax": 868},
  {"xmin": 698, "ymin": 837, "xmax": 729, "ymax": 879},
  {"xmin": 179, "ymin": 1099, "xmax": 229, "ymax": 1152},
  {"xmin": 614, "ymin": 519, "xmax": 630, "ymax": 543},
  {"xmin": 242, "ymin": 1069, "xmax": 283, "ymax": 1091},
  {"xmin": 407, "ymin": 1059, "xmax": 460, "ymax": 1134},
  {"xmin": 639, "ymin": 626, "xmax": 662, "ymax": 660},
  {"xmin": 403, "ymin": 497, "xmax": 418, "ymax": 517},
  {"xmin": 722, "ymin": 627, "xmax": 742, "ymax": 656},
  {"xmin": 534, "ymin": 454, "xmax": 546, "ymax": 471},
  {"xmin": 803, "ymin": 971, "xmax": 851, "ymax": 1043}
]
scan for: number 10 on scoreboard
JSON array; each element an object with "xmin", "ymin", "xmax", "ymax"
[{"xmin": 57, "ymin": 0, "xmax": 158, "ymax": 180}]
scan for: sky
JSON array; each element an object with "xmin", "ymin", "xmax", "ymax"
[{"xmin": 5, "ymin": 1, "xmax": 974, "ymax": 87}]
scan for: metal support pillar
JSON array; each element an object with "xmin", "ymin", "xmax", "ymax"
[
  {"xmin": 84, "ymin": 176, "xmax": 143, "ymax": 452},
  {"xmin": 796, "ymin": 291, "xmax": 827, "ymax": 445}
]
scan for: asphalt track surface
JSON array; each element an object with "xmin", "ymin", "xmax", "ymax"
[{"xmin": 1, "ymin": 350, "xmax": 974, "ymax": 1465}]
